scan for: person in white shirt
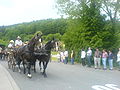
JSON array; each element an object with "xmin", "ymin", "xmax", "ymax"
[
  {"xmin": 8, "ymin": 40, "xmax": 14, "ymax": 48},
  {"xmin": 81, "ymin": 49, "xmax": 86, "ymax": 66},
  {"xmin": 15, "ymin": 36, "xmax": 23, "ymax": 47},
  {"xmin": 86, "ymin": 47, "xmax": 92, "ymax": 67},
  {"xmin": 64, "ymin": 50, "xmax": 68, "ymax": 64},
  {"xmin": 7, "ymin": 40, "xmax": 14, "ymax": 61},
  {"xmin": 60, "ymin": 51, "xmax": 64, "ymax": 63},
  {"xmin": 117, "ymin": 48, "xmax": 120, "ymax": 71}
]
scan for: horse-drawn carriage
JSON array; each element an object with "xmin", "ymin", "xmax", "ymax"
[
  {"xmin": 0, "ymin": 44, "xmax": 8, "ymax": 60},
  {"xmin": 7, "ymin": 32, "xmax": 56, "ymax": 78},
  {"xmin": 7, "ymin": 47, "xmax": 17, "ymax": 72}
]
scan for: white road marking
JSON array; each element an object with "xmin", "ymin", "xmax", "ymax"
[
  {"xmin": 92, "ymin": 85, "xmax": 112, "ymax": 90},
  {"xmin": 105, "ymin": 84, "xmax": 120, "ymax": 90},
  {"xmin": 92, "ymin": 84, "xmax": 120, "ymax": 90}
]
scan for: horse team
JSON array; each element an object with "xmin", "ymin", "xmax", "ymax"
[{"xmin": 7, "ymin": 32, "xmax": 56, "ymax": 78}]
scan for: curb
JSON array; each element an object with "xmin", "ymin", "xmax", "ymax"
[{"xmin": 0, "ymin": 64, "xmax": 20, "ymax": 90}]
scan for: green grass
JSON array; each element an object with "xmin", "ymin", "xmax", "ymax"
[
  {"xmin": 51, "ymin": 51, "xmax": 59, "ymax": 61},
  {"xmin": 51, "ymin": 57, "xmax": 58, "ymax": 61},
  {"xmin": 51, "ymin": 51, "xmax": 58, "ymax": 55}
]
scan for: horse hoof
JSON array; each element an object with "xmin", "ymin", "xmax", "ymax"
[
  {"xmin": 42, "ymin": 72, "xmax": 44, "ymax": 75},
  {"xmin": 27, "ymin": 74, "xmax": 32, "ymax": 78},
  {"xmin": 34, "ymin": 71, "xmax": 36, "ymax": 73},
  {"xmin": 40, "ymin": 68, "xmax": 42, "ymax": 71},
  {"xmin": 44, "ymin": 75, "xmax": 47, "ymax": 78}
]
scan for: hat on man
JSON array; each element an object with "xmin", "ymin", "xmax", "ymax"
[
  {"xmin": 10, "ymin": 40, "xmax": 14, "ymax": 43},
  {"xmin": 17, "ymin": 36, "xmax": 21, "ymax": 39}
]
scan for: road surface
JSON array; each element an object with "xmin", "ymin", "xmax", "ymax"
[{"xmin": 0, "ymin": 60, "xmax": 120, "ymax": 90}]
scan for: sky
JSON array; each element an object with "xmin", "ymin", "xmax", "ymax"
[{"xmin": 0, "ymin": 0, "xmax": 61, "ymax": 26}]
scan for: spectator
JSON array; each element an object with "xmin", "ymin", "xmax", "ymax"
[
  {"xmin": 64, "ymin": 50, "xmax": 68, "ymax": 64},
  {"xmin": 94, "ymin": 48, "xmax": 101, "ymax": 69},
  {"xmin": 60, "ymin": 51, "xmax": 64, "ymax": 63},
  {"xmin": 71, "ymin": 50, "xmax": 74, "ymax": 65},
  {"xmin": 108, "ymin": 51, "xmax": 114, "ymax": 70},
  {"xmin": 86, "ymin": 47, "xmax": 92, "ymax": 67},
  {"xmin": 102, "ymin": 49, "xmax": 108, "ymax": 70},
  {"xmin": 117, "ymin": 48, "xmax": 120, "ymax": 71},
  {"xmin": 81, "ymin": 49, "xmax": 86, "ymax": 66},
  {"xmin": 0, "ymin": 47, "xmax": 2, "ymax": 59}
]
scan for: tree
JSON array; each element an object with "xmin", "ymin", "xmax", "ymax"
[
  {"xmin": 45, "ymin": 33, "xmax": 62, "ymax": 41},
  {"xmin": 0, "ymin": 19, "xmax": 67, "ymax": 45},
  {"xmin": 101, "ymin": 0, "xmax": 120, "ymax": 23},
  {"xmin": 62, "ymin": 0, "xmax": 108, "ymax": 50},
  {"xmin": 56, "ymin": 0, "xmax": 120, "ymax": 22},
  {"xmin": 56, "ymin": 0, "xmax": 119, "ymax": 50}
]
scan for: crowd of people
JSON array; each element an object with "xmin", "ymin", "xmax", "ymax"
[
  {"xmin": 0, "ymin": 36, "xmax": 120, "ymax": 71},
  {"xmin": 57, "ymin": 47, "xmax": 120, "ymax": 71},
  {"xmin": 81, "ymin": 47, "xmax": 120, "ymax": 71}
]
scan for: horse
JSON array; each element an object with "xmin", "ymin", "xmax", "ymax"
[
  {"xmin": 16, "ymin": 33, "xmax": 42, "ymax": 78},
  {"xmin": 34, "ymin": 39, "xmax": 56, "ymax": 77},
  {"xmin": 1, "ymin": 49, "xmax": 9, "ymax": 60}
]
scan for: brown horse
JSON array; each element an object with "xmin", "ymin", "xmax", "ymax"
[{"xmin": 16, "ymin": 33, "xmax": 42, "ymax": 78}]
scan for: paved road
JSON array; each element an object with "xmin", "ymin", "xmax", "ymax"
[{"xmin": 1, "ymin": 60, "xmax": 120, "ymax": 90}]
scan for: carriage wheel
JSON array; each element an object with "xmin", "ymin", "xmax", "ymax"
[
  {"xmin": 11, "ymin": 63, "xmax": 14, "ymax": 72},
  {"xmin": 11, "ymin": 58, "xmax": 16, "ymax": 72},
  {"xmin": 12, "ymin": 63, "xmax": 16, "ymax": 72},
  {"xmin": 8, "ymin": 55, "xmax": 11, "ymax": 69}
]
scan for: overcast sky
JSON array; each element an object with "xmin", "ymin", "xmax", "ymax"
[{"xmin": 0, "ymin": 0, "xmax": 60, "ymax": 26}]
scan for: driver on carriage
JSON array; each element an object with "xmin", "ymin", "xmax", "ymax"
[
  {"xmin": 8, "ymin": 40, "xmax": 14, "ymax": 49},
  {"xmin": 8, "ymin": 40, "xmax": 15, "ymax": 54},
  {"xmin": 15, "ymin": 36, "xmax": 23, "ymax": 47}
]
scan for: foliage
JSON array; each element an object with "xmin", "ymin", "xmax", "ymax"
[
  {"xmin": 45, "ymin": 33, "xmax": 62, "ymax": 41},
  {"xmin": 0, "ymin": 19, "xmax": 67, "ymax": 45},
  {"xmin": 56, "ymin": 0, "xmax": 120, "ymax": 50},
  {"xmin": 56, "ymin": 0, "xmax": 120, "ymax": 62},
  {"xmin": 0, "ymin": 39, "xmax": 8, "ymax": 46},
  {"xmin": 62, "ymin": 1, "xmax": 107, "ymax": 50}
]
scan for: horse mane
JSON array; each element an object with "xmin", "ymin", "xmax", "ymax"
[
  {"xmin": 28, "ymin": 33, "xmax": 42, "ymax": 51},
  {"xmin": 44, "ymin": 40, "xmax": 53, "ymax": 50},
  {"xmin": 28, "ymin": 33, "xmax": 40, "ymax": 45},
  {"xmin": 45, "ymin": 40, "xmax": 51, "ymax": 47}
]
